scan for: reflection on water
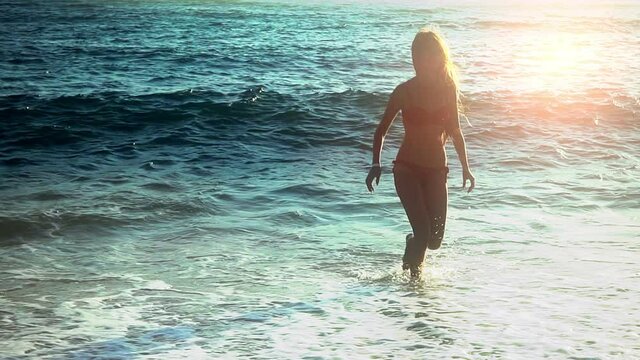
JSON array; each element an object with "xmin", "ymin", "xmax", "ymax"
[{"xmin": 1, "ymin": 0, "xmax": 639, "ymax": 358}]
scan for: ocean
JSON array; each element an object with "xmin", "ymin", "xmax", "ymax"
[{"xmin": 1, "ymin": 0, "xmax": 639, "ymax": 358}]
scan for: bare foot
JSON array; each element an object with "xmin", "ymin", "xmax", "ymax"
[
  {"xmin": 403, "ymin": 234, "xmax": 424, "ymax": 278},
  {"xmin": 409, "ymin": 262, "xmax": 424, "ymax": 279}
]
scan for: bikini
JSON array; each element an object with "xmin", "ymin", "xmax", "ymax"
[{"xmin": 392, "ymin": 105, "xmax": 450, "ymax": 181}]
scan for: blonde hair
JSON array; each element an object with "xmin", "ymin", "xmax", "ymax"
[
  {"xmin": 411, "ymin": 26, "xmax": 469, "ymax": 135},
  {"xmin": 412, "ymin": 26, "xmax": 458, "ymax": 88}
]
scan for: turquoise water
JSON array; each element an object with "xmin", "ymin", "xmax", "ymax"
[{"xmin": 1, "ymin": 0, "xmax": 639, "ymax": 358}]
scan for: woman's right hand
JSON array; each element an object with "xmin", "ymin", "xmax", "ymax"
[{"xmin": 366, "ymin": 166, "xmax": 382, "ymax": 192}]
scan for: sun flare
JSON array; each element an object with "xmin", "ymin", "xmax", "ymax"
[{"xmin": 518, "ymin": 33, "xmax": 598, "ymax": 92}]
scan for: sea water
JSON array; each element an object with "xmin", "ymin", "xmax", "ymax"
[{"xmin": 1, "ymin": 0, "xmax": 639, "ymax": 358}]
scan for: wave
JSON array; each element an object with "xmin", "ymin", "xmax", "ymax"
[
  {"xmin": 0, "ymin": 87, "xmax": 388, "ymax": 153},
  {"xmin": 1, "ymin": 86, "xmax": 636, "ymax": 160},
  {"xmin": 472, "ymin": 20, "xmax": 541, "ymax": 29},
  {"xmin": 0, "ymin": 212, "xmax": 131, "ymax": 243},
  {"xmin": 0, "ymin": 194, "xmax": 223, "ymax": 243}
]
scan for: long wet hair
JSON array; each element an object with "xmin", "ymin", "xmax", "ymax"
[{"xmin": 411, "ymin": 26, "xmax": 467, "ymax": 140}]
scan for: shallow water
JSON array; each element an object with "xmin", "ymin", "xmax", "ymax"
[{"xmin": 1, "ymin": 0, "xmax": 639, "ymax": 358}]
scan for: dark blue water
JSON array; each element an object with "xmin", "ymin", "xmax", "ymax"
[{"xmin": 1, "ymin": 0, "xmax": 639, "ymax": 358}]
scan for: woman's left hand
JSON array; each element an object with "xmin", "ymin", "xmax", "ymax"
[{"xmin": 462, "ymin": 168, "xmax": 475, "ymax": 193}]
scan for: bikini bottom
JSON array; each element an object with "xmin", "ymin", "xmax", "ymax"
[{"xmin": 392, "ymin": 159, "xmax": 449, "ymax": 183}]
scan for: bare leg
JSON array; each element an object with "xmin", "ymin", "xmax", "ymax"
[
  {"xmin": 402, "ymin": 233, "xmax": 414, "ymax": 270},
  {"xmin": 422, "ymin": 173, "xmax": 448, "ymax": 250},
  {"xmin": 393, "ymin": 164, "xmax": 432, "ymax": 276}
]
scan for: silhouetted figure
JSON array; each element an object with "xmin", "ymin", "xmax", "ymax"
[{"xmin": 366, "ymin": 27, "xmax": 476, "ymax": 278}]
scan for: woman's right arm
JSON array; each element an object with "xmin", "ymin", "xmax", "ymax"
[
  {"xmin": 371, "ymin": 84, "xmax": 403, "ymax": 165},
  {"xmin": 366, "ymin": 84, "xmax": 402, "ymax": 193}
]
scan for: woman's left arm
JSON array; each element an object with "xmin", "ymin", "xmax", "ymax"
[{"xmin": 445, "ymin": 86, "xmax": 475, "ymax": 192}]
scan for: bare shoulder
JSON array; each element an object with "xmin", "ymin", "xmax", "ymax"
[
  {"xmin": 398, "ymin": 77, "xmax": 415, "ymax": 93},
  {"xmin": 392, "ymin": 79, "xmax": 412, "ymax": 106}
]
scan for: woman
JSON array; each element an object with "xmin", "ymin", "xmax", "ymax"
[{"xmin": 365, "ymin": 27, "xmax": 475, "ymax": 278}]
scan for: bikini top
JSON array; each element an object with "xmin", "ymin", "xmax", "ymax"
[{"xmin": 402, "ymin": 105, "xmax": 449, "ymax": 127}]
